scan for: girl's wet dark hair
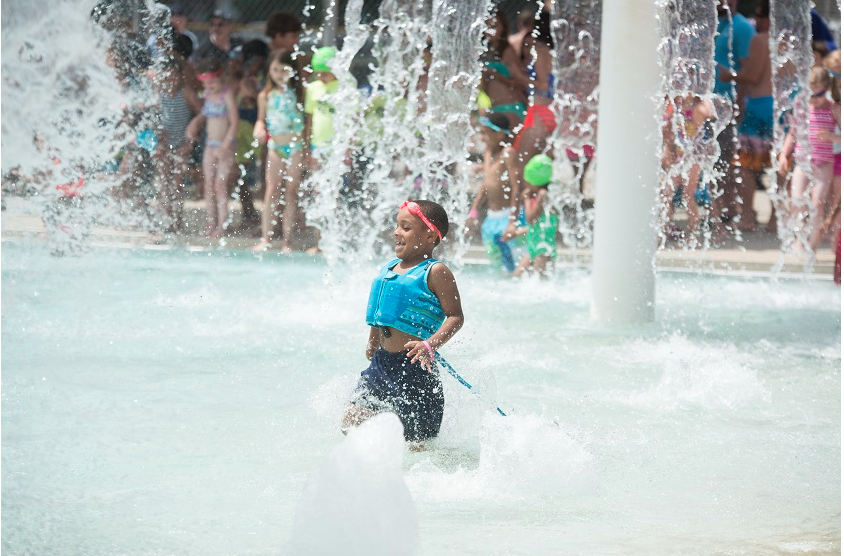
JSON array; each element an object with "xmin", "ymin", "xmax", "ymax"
[
  {"xmin": 531, "ymin": 9, "xmax": 554, "ymax": 49},
  {"xmin": 486, "ymin": 9, "xmax": 512, "ymax": 59},
  {"xmin": 265, "ymin": 11, "xmax": 302, "ymax": 38},
  {"xmin": 411, "ymin": 199, "xmax": 450, "ymax": 241},
  {"xmin": 196, "ymin": 57, "xmax": 223, "ymax": 75},
  {"xmin": 242, "ymin": 39, "xmax": 269, "ymax": 66},
  {"xmin": 174, "ymin": 33, "xmax": 193, "ymax": 59}
]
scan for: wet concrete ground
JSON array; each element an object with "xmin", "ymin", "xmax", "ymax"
[{"xmin": 1, "ymin": 195, "xmax": 835, "ymax": 279}]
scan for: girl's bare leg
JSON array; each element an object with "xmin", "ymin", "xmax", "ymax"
[
  {"xmin": 808, "ymin": 162, "xmax": 835, "ymax": 251},
  {"xmin": 171, "ymin": 143, "xmax": 192, "ymax": 231},
  {"xmin": 735, "ymin": 162, "xmax": 758, "ymax": 231},
  {"xmin": 154, "ymin": 143, "xmax": 174, "ymax": 229},
  {"xmin": 280, "ymin": 149, "xmax": 304, "ymax": 252},
  {"xmin": 341, "ymin": 403, "xmax": 375, "ymax": 434},
  {"xmin": 827, "ymin": 174, "xmax": 841, "ymax": 245},
  {"xmin": 658, "ymin": 170, "xmax": 678, "ymax": 243},
  {"xmin": 213, "ymin": 151, "xmax": 235, "ymax": 236},
  {"xmin": 532, "ymin": 253, "xmax": 551, "ymax": 278},
  {"xmin": 683, "ymin": 164, "xmax": 702, "ymax": 238},
  {"xmin": 202, "ymin": 147, "xmax": 218, "ymax": 237},
  {"xmin": 255, "ymin": 150, "xmax": 283, "ymax": 250}
]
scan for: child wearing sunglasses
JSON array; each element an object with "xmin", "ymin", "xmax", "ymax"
[{"xmin": 342, "ymin": 200, "xmax": 464, "ymax": 444}]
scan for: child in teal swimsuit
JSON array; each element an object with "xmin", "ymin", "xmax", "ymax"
[{"xmin": 252, "ymin": 50, "xmax": 306, "ymax": 252}]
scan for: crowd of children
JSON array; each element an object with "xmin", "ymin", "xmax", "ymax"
[
  {"xmin": 655, "ymin": 0, "xmax": 841, "ymax": 272},
  {"xmin": 22, "ymin": 2, "xmax": 838, "ymax": 281}
]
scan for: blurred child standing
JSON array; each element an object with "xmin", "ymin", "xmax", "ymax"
[
  {"xmin": 252, "ymin": 50, "xmax": 305, "ymax": 252},
  {"xmin": 467, "ymin": 113, "xmax": 521, "ymax": 273},
  {"xmin": 510, "ymin": 153, "xmax": 558, "ymax": 278},
  {"xmin": 154, "ymin": 31, "xmax": 202, "ymax": 233},
  {"xmin": 187, "ymin": 58, "xmax": 239, "ymax": 238}
]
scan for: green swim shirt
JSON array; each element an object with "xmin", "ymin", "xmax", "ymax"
[{"xmin": 304, "ymin": 79, "xmax": 339, "ymax": 148}]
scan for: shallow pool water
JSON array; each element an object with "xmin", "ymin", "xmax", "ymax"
[{"xmin": 2, "ymin": 240, "xmax": 840, "ymax": 555}]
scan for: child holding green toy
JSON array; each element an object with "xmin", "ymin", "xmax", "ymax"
[{"xmin": 509, "ymin": 153, "xmax": 558, "ymax": 277}]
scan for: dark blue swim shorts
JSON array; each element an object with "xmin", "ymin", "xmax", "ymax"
[{"xmin": 351, "ymin": 348, "xmax": 444, "ymax": 441}]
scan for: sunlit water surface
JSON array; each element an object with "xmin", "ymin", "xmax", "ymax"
[{"xmin": 2, "ymin": 240, "xmax": 840, "ymax": 555}]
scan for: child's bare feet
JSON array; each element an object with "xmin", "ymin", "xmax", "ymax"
[
  {"xmin": 252, "ymin": 239, "xmax": 271, "ymax": 252},
  {"xmin": 736, "ymin": 210, "xmax": 757, "ymax": 232},
  {"xmin": 766, "ymin": 211, "xmax": 778, "ymax": 234},
  {"xmin": 280, "ymin": 242, "xmax": 294, "ymax": 254}
]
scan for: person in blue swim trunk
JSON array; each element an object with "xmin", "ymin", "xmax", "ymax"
[
  {"xmin": 467, "ymin": 112, "xmax": 524, "ymax": 274},
  {"xmin": 719, "ymin": 0, "xmax": 773, "ymax": 232}
]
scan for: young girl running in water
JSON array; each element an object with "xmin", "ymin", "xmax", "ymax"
[
  {"xmin": 188, "ymin": 58, "xmax": 239, "ymax": 238},
  {"xmin": 252, "ymin": 50, "xmax": 305, "ymax": 252},
  {"xmin": 342, "ymin": 200, "xmax": 464, "ymax": 444}
]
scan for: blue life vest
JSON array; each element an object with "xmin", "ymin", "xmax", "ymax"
[{"xmin": 366, "ymin": 258, "xmax": 446, "ymax": 338}]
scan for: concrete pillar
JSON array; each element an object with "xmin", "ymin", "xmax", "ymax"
[{"xmin": 590, "ymin": 0, "xmax": 660, "ymax": 324}]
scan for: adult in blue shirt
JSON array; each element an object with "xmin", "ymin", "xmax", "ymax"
[
  {"xmin": 713, "ymin": 1, "xmax": 755, "ymax": 100},
  {"xmin": 712, "ymin": 0, "xmax": 756, "ymax": 232}
]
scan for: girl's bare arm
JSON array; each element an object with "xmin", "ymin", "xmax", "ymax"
[
  {"xmin": 366, "ymin": 326, "xmax": 379, "ymax": 360},
  {"xmin": 224, "ymin": 91, "xmax": 240, "ymax": 143},
  {"xmin": 524, "ymin": 189, "xmax": 546, "ymax": 224},
  {"xmin": 253, "ymin": 91, "xmax": 268, "ymax": 143},
  {"xmin": 405, "ymin": 264, "xmax": 464, "ymax": 369}
]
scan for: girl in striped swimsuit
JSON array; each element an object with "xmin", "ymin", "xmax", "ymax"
[
  {"xmin": 155, "ymin": 33, "xmax": 202, "ymax": 232},
  {"xmin": 785, "ymin": 67, "xmax": 840, "ymax": 252}
]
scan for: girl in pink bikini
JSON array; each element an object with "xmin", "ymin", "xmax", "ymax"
[
  {"xmin": 819, "ymin": 51, "xmax": 841, "ymax": 261},
  {"xmin": 187, "ymin": 58, "xmax": 239, "ymax": 238}
]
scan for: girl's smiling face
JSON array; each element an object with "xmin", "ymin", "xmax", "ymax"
[
  {"xmin": 268, "ymin": 60, "xmax": 294, "ymax": 88},
  {"xmin": 393, "ymin": 208, "xmax": 434, "ymax": 260},
  {"xmin": 202, "ymin": 74, "xmax": 223, "ymax": 94}
]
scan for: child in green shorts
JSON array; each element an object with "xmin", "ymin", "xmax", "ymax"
[{"xmin": 511, "ymin": 153, "xmax": 558, "ymax": 277}]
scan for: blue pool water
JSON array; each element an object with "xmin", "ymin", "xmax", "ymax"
[{"xmin": 2, "ymin": 239, "xmax": 840, "ymax": 555}]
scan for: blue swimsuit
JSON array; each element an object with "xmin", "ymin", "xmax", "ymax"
[{"xmin": 265, "ymin": 88, "xmax": 304, "ymax": 158}]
